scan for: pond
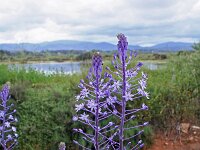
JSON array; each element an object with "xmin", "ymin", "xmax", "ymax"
[
  {"xmin": 8, "ymin": 61, "xmax": 164, "ymax": 75},
  {"xmin": 143, "ymin": 61, "xmax": 165, "ymax": 70},
  {"xmin": 8, "ymin": 62, "xmax": 83, "ymax": 75}
]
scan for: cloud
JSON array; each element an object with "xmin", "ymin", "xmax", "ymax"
[{"xmin": 0, "ymin": 0, "xmax": 200, "ymax": 45}]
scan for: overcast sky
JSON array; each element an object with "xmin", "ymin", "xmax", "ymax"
[{"xmin": 0, "ymin": 0, "xmax": 200, "ymax": 46}]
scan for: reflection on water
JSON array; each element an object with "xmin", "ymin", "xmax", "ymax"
[
  {"xmin": 8, "ymin": 61, "xmax": 164, "ymax": 75},
  {"xmin": 9, "ymin": 62, "xmax": 82, "ymax": 75},
  {"xmin": 143, "ymin": 62, "xmax": 165, "ymax": 70}
]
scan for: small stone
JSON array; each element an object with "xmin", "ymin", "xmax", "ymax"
[
  {"xmin": 164, "ymin": 142, "xmax": 169, "ymax": 146},
  {"xmin": 180, "ymin": 123, "xmax": 190, "ymax": 134},
  {"xmin": 191, "ymin": 125, "xmax": 200, "ymax": 130},
  {"xmin": 193, "ymin": 131, "xmax": 197, "ymax": 135},
  {"xmin": 188, "ymin": 136, "xmax": 194, "ymax": 142}
]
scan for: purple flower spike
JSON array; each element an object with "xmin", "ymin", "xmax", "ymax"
[
  {"xmin": 117, "ymin": 34, "xmax": 128, "ymax": 52},
  {"xmin": 0, "ymin": 84, "xmax": 18, "ymax": 150},
  {"xmin": 106, "ymin": 34, "xmax": 149, "ymax": 150},
  {"xmin": 73, "ymin": 53, "xmax": 117, "ymax": 149},
  {"xmin": 117, "ymin": 33, "xmax": 128, "ymax": 61},
  {"xmin": 92, "ymin": 52, "xmax": 103, "ymax": 78}
]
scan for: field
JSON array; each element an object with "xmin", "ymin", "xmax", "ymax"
[{"xmin": 0, "ymin": 49, "xmax": 200, "ymax": 150}]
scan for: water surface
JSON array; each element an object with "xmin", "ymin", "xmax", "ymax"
[
  {"xmin": 9, "ymin": 62, "xmax": 82, "ymax": 75},
  {"xmin": 8, "ymin": 61, "xmax": 164, "ymax": 75}
]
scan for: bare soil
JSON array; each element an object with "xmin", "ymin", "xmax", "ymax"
[{"xmin": 145, "ymin": 130, "xmax": 200, "ymax": 150}]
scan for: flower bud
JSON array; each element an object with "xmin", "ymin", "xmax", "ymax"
[{"xmin": 92, "ymin": 52, "xmax": 103, "ymax": 77}]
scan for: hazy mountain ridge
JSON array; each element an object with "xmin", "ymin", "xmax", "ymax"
[{"xmin": 0, "ymin": 40, "xmax": 194, "ymax": 52}]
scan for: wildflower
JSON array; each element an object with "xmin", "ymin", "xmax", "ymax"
[
  {"xmin": 73, "ymin": 53, "xmax": 117, "ymax": 149},
  {"xmin": 142, "ymin": 103, "xmax": 148, "ymax": 110},
  {"xmin": 79, "ymin": 112, "xmax": 89, "ymax": 122},
  {"xmin": 123, "ymin": 91, "xmax": 134, "ymax": 101},
  {"xmin": 72, "ymin": 116, "xmax": 78, "ymax": 121},
  {"xmin": 106, "ymin": 34, "xmax": 149, "ymax": 150},
  {"xmin": 127, "ymin": 70, "xmax": 138, "ymax": 78},
  {"xmin": 87, "ymin": 100, "xmax": 97, "ymax": 111},
  {"xmin": 75, "ymin": 103, "xmax": 84, "ymax": 112},
  {"xmin": 75, "ymin": 95, "xmax": 80, "ymax": 101},
  {"xmin": 80, "ymin": 88, "xmax": 89, "ymax": 98},
  {"xmin": 58, "ymin": 142, "xmax": 66, "ymax": 150},
  {"xmin": 112, "ymin": 80, "xmax": 121, "ymax": 91},
  {"xmin": 9, "ymin": 115, "xmax": 14, "ymax": 120},
  {"xmin": 92, "ymin": 52, "xmax": 103, "ymax": 77},
  {"xmin": 5, "ymin": 122, "xmax": 10, "ymax": 128},
  {"xmin": 137, "ymin": 88, "xmax": 150, "ymax": 99},
  {"xmin": 138, "ymin": 78, "xmax": 147, "ymax": 90},
  {"xmin": 12, "ymin": 127, "xmax": 16, "ymax": 132},
  {"xmin": 117, "ymin": 33, "xmax": 128, "ymax": 60},
  {"xmin": 106, "ymin": 96, "xmax": 117, "ymax": 105},
  {"xmin": 73, "ymin": 35, "xmax": 149, "ymax": 150},
  {"xmin": 136, "ymin": 62, "xmax": 143, "ymax": 68},
  {"xmin": 0, "ymin": 84, "xmax": 18, "ymax": 150},
  {"xmin": 14, "ymin": 133, "xmax": 18, "ymax": 138},
  {"xmin": 142, "ymin": 71, "xmax": 148, "ymax": 79},
  {"xmin": 0, "ymin": 111, "xmax": 4, "ymax": 117},
  {"xmin": 7, "ymin": 134, "xmax": 12, "ymax": 140}
]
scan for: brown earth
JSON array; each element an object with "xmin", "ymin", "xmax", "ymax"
[{"xmin": 145, "ymin": 130, "xmax": 200, "ymax": 150}]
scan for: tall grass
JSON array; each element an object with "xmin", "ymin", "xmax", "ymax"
[{"xmin": 146, "ymin": 51, "xmax": 200, "ymax": 132}]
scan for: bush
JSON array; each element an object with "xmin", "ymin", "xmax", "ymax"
[{"xmin": 147, "ymin": 51, "xmax": 200, "ymax": 131}]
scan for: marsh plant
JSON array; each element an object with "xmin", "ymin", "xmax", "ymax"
[
  {"xmin": 73, "ymin": 34, "xmax": 149, "ymax": 150},
  {"xmin": 0, "ymin": 84, "xmax": 18, "ymax": 150}
]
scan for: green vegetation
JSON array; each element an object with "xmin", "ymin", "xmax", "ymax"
[
  {"xmin": 147, "ymin": 51, "xmax": 200, "ymax": 130},
  {"xmin": 0, "ymin": 50, "xmax": 114, "ymax": 63},
  {"xmin": 192, "ymin": 42, "xmax": 200, "ymax": 51},
  {"xmin": 0, "ymin": 66, "xmax": 79, "ymax": 149},
  {"xmin": 0, "ymin": 49, "xmax": 170, "ymax": 64},
  {"xmin": 0, "ymin": 48, "xmax": 199, "ymax": 149}
]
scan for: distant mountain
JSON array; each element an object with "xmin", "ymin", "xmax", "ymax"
[
  {"xmin": 151, "ymin": 42, "xmax": 193, "ymax": 51},
  {"xmin": 0, "ymin": 40, "xmax": 116, "ymax": 51},
  {"xmin": 0, "ymin": 40, "xmax": 194, "ymax": 52}
]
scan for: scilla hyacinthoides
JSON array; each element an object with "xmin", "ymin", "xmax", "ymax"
[
  {"xmin": 0, "ymin": 84, "xmax": 18, "ymax": 150},
  {"xmin": 105, "ymin": 34, "xmax": 149, "ymax": 150},
  {"xmin": 73, "ymin": 53, "xmax": 118, "ymax": 150},
  {"xmin": 73, "ymin": 34, "xmax": 149, "ymax": 150}
]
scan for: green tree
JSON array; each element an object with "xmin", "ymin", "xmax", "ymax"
[{"xmin": 192, "ymin": 42, "xmax": 200, "ymax": 51}]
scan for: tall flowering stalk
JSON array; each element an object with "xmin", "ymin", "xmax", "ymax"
[
  {"xmin": 73, "ymin": 53, "xmax": 118, "ymax": 149},
  {"xmin": 0, "ymin": 84, "xmax": 18, "ymax": 150},
  {"xmin": 106, "ymin": 34, "xmax": 149, "ymax": 150}
]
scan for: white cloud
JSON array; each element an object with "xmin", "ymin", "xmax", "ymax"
[{"xmin": 0, "ymin": 0, "xmax": 200, "ymax": 45}]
